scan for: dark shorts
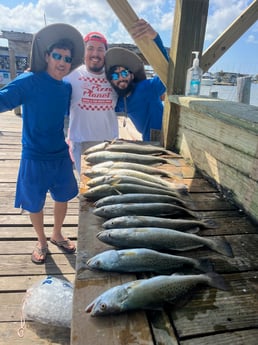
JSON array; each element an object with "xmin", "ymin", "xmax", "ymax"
[{"xmin": 15, "ymin": 158, "xmax": 78, "ymax": 213}]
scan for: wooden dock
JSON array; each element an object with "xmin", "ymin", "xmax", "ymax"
[
  {"xmin": 72, "ymin": 144, "xmax": 258, "ymax": 343},
  {"xmin": 0, "ymin": 111, "xmax": 78, "ymax": 345},
  {"xmin": 1, "ymin": 111, "xmax": 258, "ymax": 344}
]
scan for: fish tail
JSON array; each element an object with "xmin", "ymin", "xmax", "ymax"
[
  {"xmin": 209, "ymin": 237, "xmax": 234, "ymax": 257},
  {"xmin": 196, "ymin": 258, "xmax": 214, "ymax": 272},
  {"xmin": 206, "ymin": 272, "xmax": 229, "ymax": 291}
]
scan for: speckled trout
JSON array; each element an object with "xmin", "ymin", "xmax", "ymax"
[
  {"xmin": 93, "ymin": 202, "xmax": 199, "ymax": 219},
  {"xmin": 84, "ymin": 161, "xmax": 180, "ymax": 178},
  {"xmin": 97, "ymin": 227, "xmax": 234, "ymax": 257},
  {"xmin": 94, "ymin": 193, "xmax": 196, "ymax": 210},
  {"xmin": 86, "ymin": 170, "xmax": 187, "ymax": 191},
  {"xmin": 83, "ymin": 183, "xmax": 185, "ymax": 201},
  {"xmin": 86, "ymin": 248, "xmax": 213, "ymax": 273},
  {"xmin": 85, "ymin": 272, "xmax": 228, "ymax": 316},
  {"xmin": 85, "ymin": 151, "xmax": 181, "ymax": 166},
  {"xmin": 84, "ymin": 141, "xmax": 180, "ymax": 156},
  {"xmin": 102, "ymin": 215, "xmax": 217, "ymax": 231}
]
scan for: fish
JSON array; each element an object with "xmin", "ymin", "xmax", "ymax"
[
  {"xmin": 83, "ymin": 183, "xmax": 186, "ymax": 201},
  {"xmin": 85, "ymin": 272, "xmax": 228, "ymax": 316},
  {"xmin": 84, "ymin": 160, "xmax": 180, "ymax": 178},
  {"xmin": 97, "ymin": 227, "xmax": 234, "ymax": 257},
  {"xmin": 94, "ymin": 193, "xmax": 196, "ymax": 210},
  {"xmin": 84, "ymin": 140, "xmax": 180, "ymax": 156},
  {"xmin": 102, "ymin": 215, "xmax": 217, "ymax": 231},
  {"xmin": 85, "ymin": 151, "xmax": 181, "ymax": 166},
  {"xmin": 93, "ymin": 202, "xmax": 199, "ymax": 219},
  {"xmin": 86, "ymin": 248, "xmax": 214, "ymax": 274},
  {"xmin": 87, "ymin": 172, "xmax": 188, "ymax": 193}
]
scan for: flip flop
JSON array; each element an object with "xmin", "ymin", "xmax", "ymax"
[
  {"xmin": 31, "ymin": 243, "xmax": 48, "ymax": 264},
  {"xmin": 50, "ymin": 238, "xmax": 76, "ymax": 253}
]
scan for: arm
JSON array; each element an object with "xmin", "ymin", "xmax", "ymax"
[{"xmin": 130, "ymin": 19, "xmax": 169, "ymax": 61}]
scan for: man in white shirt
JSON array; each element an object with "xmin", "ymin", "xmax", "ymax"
[{"xmin": 65, "ymin": 32, "xmax": 118, "ymax": 174}]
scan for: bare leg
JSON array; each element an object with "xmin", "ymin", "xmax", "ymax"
[
  {"xmin": 50, "ymin": 201, "xmax": 75, "ymax": 252},
  {"xmin": 51, "ymin": 201, "xmax": 68, "ymax": 242},
  {"xmin": 30, "ymin": 210, "xmax": 48, "ymax": 262}
]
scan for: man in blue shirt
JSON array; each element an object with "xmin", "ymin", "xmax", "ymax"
[
  {"xmin": 105, "ymin": 19, "xmax": 169, "ymax": 141},
  {"xmin": 0, "ymin": 24, "xmax": 84, "ymax": 264}
]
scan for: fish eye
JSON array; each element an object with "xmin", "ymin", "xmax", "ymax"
[{"xmin": 100, "ymin": 303, "xmax": 106, "ymax": 310}]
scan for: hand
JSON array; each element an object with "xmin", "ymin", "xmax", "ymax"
[{"xmin": 130, "ymin": 19, "xmax": 157, "ymax": 40}]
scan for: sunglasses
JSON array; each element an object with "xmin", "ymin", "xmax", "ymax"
[
  {"xmin": 51, "ymin": 52, "xmax": 72, "ymax": 64},
  {"xmin": 111, "ymin": 69, "xmax": 130, "ymax": 80}
]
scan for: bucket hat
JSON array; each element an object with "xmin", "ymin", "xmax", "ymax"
[
  {"xmin": 30, "ymin": 23, "xmax": 84, "ymax": 73},
  {"xmin": 105, "ymin": 47, "xmax": 146, "ymax": 82}
]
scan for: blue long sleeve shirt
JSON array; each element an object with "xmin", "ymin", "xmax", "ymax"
[
  {"xmin": 0, "ymin": 71, "xmax": 71, "ymax": 160},
  {"xmin": 115, "ymin": 34, "xmax": 168, "ymax": 141}
]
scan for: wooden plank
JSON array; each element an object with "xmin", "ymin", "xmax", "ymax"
[
  {"xmin": 0, "ymin": 322, "xmax": 70, "ymax": 345},
  {"xmin": 0, "ymin": 226, "xmax": 78, "ymax": 239},
  {"xmin": 0, "ymin": 254, "xmax": 76, "ymax": 276},
  {"xmin": 0, "ymin": 240, "xmax": 78, "ymax": 255},
  {"xmin": 181, "ymin": 329, "xmax": 258, "ymax": 345},
  {"xmin": 170, "ymin": 271, "xmax": 258, "ymax": 338},
  {"xmin": 202, "ymin": 1, "xmax": 258, "ymax": 72},
  {"xmin": 0, "ymin": 274, "xmax": 75, "ymax": 292},
  {"xmin": 106, "ymin": 0, "xmax": 168, "ymax": 85}
]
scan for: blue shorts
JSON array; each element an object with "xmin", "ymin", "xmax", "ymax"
[{"xmin": 15, "ymin": 158, "xmax": 78, "ymax": 213}]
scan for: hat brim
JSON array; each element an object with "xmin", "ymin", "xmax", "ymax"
[
  {"xmin": 30, "ymin": 23, "xmax": 84, "ymax": 73},
  {"xmin": 105, "ymin": 47, "xmax": 146, "ymax": 82}
]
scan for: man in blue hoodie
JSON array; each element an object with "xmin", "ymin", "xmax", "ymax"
[{"xmin": 105, "ymin": 19, "xmax": 169, "ymax": 141}]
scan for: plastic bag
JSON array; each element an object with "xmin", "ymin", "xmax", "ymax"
[{"xmin": 22, "ymin": 276, "xmax": 73, "ymax": 328}]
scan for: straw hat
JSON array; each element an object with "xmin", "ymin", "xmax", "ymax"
[
  {"xmin": 105, "ymin": 47, "xmax": 146, "ymax": 82},
  {"xmin": 30, "ymin": 23, "xmax": 84, "ymax": 73}
]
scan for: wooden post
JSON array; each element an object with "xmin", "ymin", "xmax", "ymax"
[
  {"xmin": 162, "ymin": 0, "xmax": 209, "ymax": 150},
  {"xmin": 237, "ymin": 77, "xmax": 251, "ymax": 104}
]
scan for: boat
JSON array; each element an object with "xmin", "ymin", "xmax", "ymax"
[{"xmin": 201, "ymin": 72, "xmax": 216, "ymax": 86}]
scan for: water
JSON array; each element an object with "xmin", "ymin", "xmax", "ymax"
[{"xmin": 200, "ymin": 83, "xmax": 258, "ymax": 107}]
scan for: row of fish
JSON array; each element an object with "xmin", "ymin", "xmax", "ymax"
[{"xmin": 82, "ymin": 140, "xmax": 232, "ymax": 316}]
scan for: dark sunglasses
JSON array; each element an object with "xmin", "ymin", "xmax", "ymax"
[
  {"xmin": 51, "ymin": 52, "xmax": 72, "ymax": 64},
  {"xmin": 111, "ymin": 69, "xmax": 130, "ymax": 81}
]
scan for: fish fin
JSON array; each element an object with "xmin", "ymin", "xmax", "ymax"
[
  {"xmin": 209, "ymin": 237, "xmax": 234, "ymax": 257},
  {"xmin": 196, "ymin": 258, "xmax": 214, "ymax": 273},
  {"xmin": 206, "ymin": 272, "xmax": 230, "ymax": 291}
]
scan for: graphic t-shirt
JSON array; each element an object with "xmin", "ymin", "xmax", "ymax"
[{"xmin": 65, "ymin": 65, "xmax": 118, "ymax": 142}]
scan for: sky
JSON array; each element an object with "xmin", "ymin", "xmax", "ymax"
[{"xmin": 0, "ymin": 0, "xmax": 257, "ymax": 75}]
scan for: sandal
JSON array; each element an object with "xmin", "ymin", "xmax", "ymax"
[
  {"xmin": 31, "ymin": 243, "xmax": 48, "ymax": 264},
  {"xmin": 50, "ymin": 238, "xmax": 76, "ymax": 254}
]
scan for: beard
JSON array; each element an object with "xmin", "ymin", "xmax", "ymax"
[{"xmin": 112, "ymin": 81, "xmax": 135, "ymax": 97}]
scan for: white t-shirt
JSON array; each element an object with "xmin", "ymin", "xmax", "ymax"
[{"xmin": 65, "ymin": 65, "xmax": 118, "ymax": 142}]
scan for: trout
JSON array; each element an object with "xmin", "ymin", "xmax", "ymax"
[
  {"xmin": 87, "ymin": 173, "xmax": 188, "ymax": 193},
  {"xmin": 83, "ymin": 183, "xmax": 185, "ymax": 201},
  {"xmin": 94, "ymin": 193, "xmax": 196, "ymax": 210},
  {"xmin": 85, "ymin": 272, "xmax": 228, "ymax": 316},
  {"xmin": 84, "ymin": 160, "xmax": 180, "ymax": 178},
  {"xmin": 86, "ymin": 248, "xmax": 213, "ymax": 273},
  {"xmin": 102, "ymin": 215, "xmax": 217, "ymax": 231},
  {"xmin": 85, "ymin": 151, "xmax": 180, "ymax": 166},
  {"xmin": 93, "ymin": 202, "xmax": 199, "ymax": 219},
  {"xmin": 97, "ymin": 227, "xmax": 234, "ymax": 257}
]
